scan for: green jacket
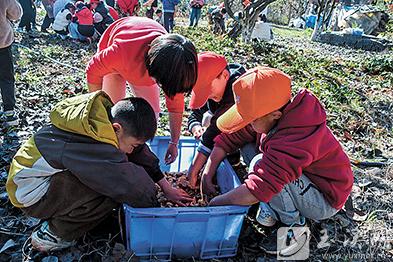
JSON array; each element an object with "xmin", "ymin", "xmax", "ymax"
[{"xmin": 7, "ymin": 91, "xmax": 162, "ymax": 208}]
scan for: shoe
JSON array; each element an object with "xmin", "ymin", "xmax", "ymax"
[
  {"xmin": 31, "ymin": 221, "xmax": 76, "ymax": 252},
  {"xmin": 256, "ymin": 202, "xmax": 277, "ymax": 227},
  {"xmin": 15, "ymin": 27, "xmax": 24, "ymax": 33},
  {"xmin": 58, "ymin": 34, "xmax": 68, "ymax": 40},
  {"xmin": 0, "ymin": 110, "xmax": 18, "ymax": 127},
  {"xmin": 259, "ymin": 217, "xmax": 310, "ymax": 255}
]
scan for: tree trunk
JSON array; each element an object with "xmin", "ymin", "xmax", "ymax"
[{"xmin": 224, "ymin": 0, "xmax": 277, "ymax": 42}]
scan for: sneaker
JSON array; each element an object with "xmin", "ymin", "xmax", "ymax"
[
  {"xmin": 256, "ymin": 202, "xmax": 277, "ymax": 227},
  {"xmin": 31, "ymin": 221, "xmax": 76, "ymax": 252},
  {"xmin": 58, "ymin": 34, "xmax": 68, "ymax": 40},
  {"xmin": 0, "ymin": 110, "xmax": 18, "ymax": 127},
  {"xmin": 259, "ymin": 217, "xmax": 309, "ymax": 255}
]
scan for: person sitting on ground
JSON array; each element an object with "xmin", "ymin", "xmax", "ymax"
[
  {"xmin": 0, "ymin": 0, "xmax": 22, "ymax": 128},
  {"xmin": 201, "ymin": 66, "xmax": 354, "ymax": 254},
  {"xmin": 211, "ymin": 6, "xmax": 226, "ymax": 34},
  {"xmin": 6, "ymin": 92, "xmax": 193, "ymax": 252},
  {"xmin": 52, "ymin": 2, "xmax": 76, "ymax": 38},
  {"xmin": 155, "ymin": 9, "xmax": 164, "ymax": 25},
  {"xmin": 89, "ymin": 0, "xmax": 114, "ymax": 34},
  {"xmin": 69, "ymin": 1, "xmax": 95, "ymax": 43},
  {"xmin": 53, "ymin": 0, "xmax": 75, "ymax": 18},
  {"xmin": 186, "ymin": 51, "xmax": 246, "ymax": 188}
]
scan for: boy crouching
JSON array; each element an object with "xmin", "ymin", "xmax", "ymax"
[
  {"xmin": 202, "ymin": 67, "xmax": 354, "ymax": 253},
  {"xmin": 6, "ymin": 91, "xmax": 188, "ymax": 252}
]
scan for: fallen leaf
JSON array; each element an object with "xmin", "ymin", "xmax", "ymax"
[{"xmin": 0, "ymin": 239, "xmax": 16, "ymax": 254}]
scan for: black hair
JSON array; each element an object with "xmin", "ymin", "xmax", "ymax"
[
  {"xmin": 156, "ymin": 9, "xmax": 162, "ymax": 14},
  {"xmin": 145, "ymin": 34, "xmax": 198, "ymax": 98},
  {"xmin": 110, "ymin": 97, "xmax": 157, "ymax": 141},
  {"xmin": 221, "ymin": 8, "xmax": 227, "ymax": 14},
  {"xmin": 65, "ymin": 3, "xmax": 76, "ymax": 10}
]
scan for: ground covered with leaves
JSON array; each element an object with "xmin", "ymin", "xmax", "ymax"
[{"xmin": 0, "ymin": 23, "xmax": 392, "ymax": 261}]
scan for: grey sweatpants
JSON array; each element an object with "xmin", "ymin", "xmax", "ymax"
[{"xmin": 243, "ymin": 146, "xmax": 339, "ymax": 225}]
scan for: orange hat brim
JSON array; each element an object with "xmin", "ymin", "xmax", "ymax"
[
  {"xmin": 190, "ymin": 88, "xmax": 210, "ymax": 109},
  {"xmin": 217, "ymin": 104, "xmax": 255, "ymax": 134}
]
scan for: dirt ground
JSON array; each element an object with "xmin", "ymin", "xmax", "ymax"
[{"xmin": 0, "ymin": 13, "xmax": 392, "ymax": 262}]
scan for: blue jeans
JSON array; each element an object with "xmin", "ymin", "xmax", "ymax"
[
  {"xmin": 249, "ymin": 154, "xmax": 339, "ymax": 225},
  {"xmin": 69, "ymin": 22, "xmax": 87, "ymax": 41},
  {"xmin": 163, "ymin": 12, "xmax": 174, "ymax": 32},
  {"xmin": 189, "ymin": 8, "xmax": 201, "ymax": 27}
]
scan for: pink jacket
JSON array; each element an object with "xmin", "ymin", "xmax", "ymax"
[
  {"xmin": 0, "ymin": 0, "xmax": 22, "ymax": 48},
  {"xmin": 86, "ymin": 17, "xmax": 184, "ymax": 113},
  {"xmin": 214, "ymin": 89, "xmax": 353, "ymax": 209}
]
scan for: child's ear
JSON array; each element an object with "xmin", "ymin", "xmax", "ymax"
[{"xmin": 112, "ymin": 122, "xmax": 122, "ymax": 132}]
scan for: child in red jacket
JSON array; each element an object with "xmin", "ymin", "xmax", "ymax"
[
  {"xmin": 86, "ymin": 16, "xmax": 198, "ymax": 164},
  {"xmin": 69, "ymin": 2, "xmax": 95, "ymax": 42},
  {"xmin": 202, "ymin": 67, "xmax": 354, "ymax": 254}
]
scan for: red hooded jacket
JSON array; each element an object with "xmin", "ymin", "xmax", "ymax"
[
  {"xmin": 75, "ymin": 7, "xmax": 94, "ymax": 25},
  {"xmin": 117, "ymin": 0, "xmax": 139, "ymax": 15},
  {"xmin": 214, "ymin": 89, "xmax": 353, "ymax": 209},
  {"xmin": 85, "ymin": 17, "xmax": 184, "ymax": 113}
]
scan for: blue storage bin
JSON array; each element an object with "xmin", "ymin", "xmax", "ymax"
[{"xmin": 123, "ymin": 136, "xmax": 249, "ymax": 260}]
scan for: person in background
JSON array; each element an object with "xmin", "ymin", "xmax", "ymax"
[
  {"xmin": 144, "ymin": 0, "xmax": 158, "ymax": 19},
  {"xmin": 186, "ymin": 52, "xmax": 246, "ymax": 188},
  {"xmin": 86, "ymin": 17, "xmax": 198, "ymax": 164},
  {"xmin": 161, "ymin": 0, "xmax": 179, "ymax": 32},
  {"xmin": 155, "ymin": 9, "xmax": 163, "ymax": 25},
  {"xmin": 211, "ymin": 6, "xmax": 226, "ymax": 34},
  {"xmin": 52, "ymin": 2, "xmax": 76, "ymax": 39},
  {"xmin": 17, "ymin": 0, "xmax": 35, "ymax": 34},
  {"xmin": 189, "ymin": 0, "xmax": 204, "ymax": 27},
  {"xmin": 69, "ymin": 1, "xmax": 95, "ymax": 43},
  {"xmin": 41, "ymin": 0, "xmax": 55, "ymax": 33},
  {"xmin": 0, "ymin": 0, "xmax": 22, "ymax": 128},
  {"xmin": 53, "ymin": 0, "xmax": 73, "ymax": 17},
  {"xmin": 105, "ymin": 0, "xmax": 115, "ymax": 7},
  {"xmin": 108, "ymin": 5, "xmax": 120, "ymax": 20},
  {"xmin": 117, "ymin": 0, "xmax": 140, "ymax": 16},
  {"xmin": 89, "ymin": 0, "xmax": 114, "ymax": 34}
]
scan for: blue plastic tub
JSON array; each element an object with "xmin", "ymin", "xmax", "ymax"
[{"xmin": 123, "ymin": 136, "xmax": 249, "ymax": 260}]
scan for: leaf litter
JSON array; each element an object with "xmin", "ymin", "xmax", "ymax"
[{"xmin": 0, "ymin": 23, "xmax": 392, "ymax": 261}]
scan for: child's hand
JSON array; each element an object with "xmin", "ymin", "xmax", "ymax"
[
  {"xmin": 191, "ymin": 125, "xmax": 206, "ymax": 140},
  {"xmin": 165, "ymin": 143, "xmax": 178, "ymax": 164},
  {"xmin": 164, "ymin": 187, "xmax": 193, "ymax": 206},
  {"xmin": 200, "ymin": 173, "xmax": 217, "ymax": 195},
  {"xmin": 187, "ymin": 168, "xmax": 199, "ymax": 189}
]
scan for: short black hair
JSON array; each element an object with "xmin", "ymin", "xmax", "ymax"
[
  {"xmin": 110, "ymin": 97, "xmax": 157, "ymax": 141},
  {"xmin": 221, "ymin": 8, "xmax": 227, "ymax": 14},
  {"xmin": 145, "ymin": 34, "xmax": 198, "ymax": 98},
  {"xmin": 156, "ymin": 9, "xmax": 162, "ymax": 14}
]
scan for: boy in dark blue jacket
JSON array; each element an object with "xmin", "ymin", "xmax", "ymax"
[
  {"xmin": 161, "ymin": 0, "xmax": 179, "ymax": 32},
  {"xmin": 187, "ymin": 52, "xmax": 246, "ymax": 188}
]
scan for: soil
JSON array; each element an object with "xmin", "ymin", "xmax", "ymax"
[{"xmin": 0, "ymin": 12, "xmax": 392, "ymax": 262}]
